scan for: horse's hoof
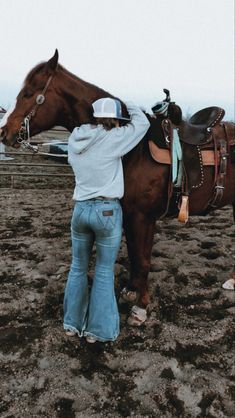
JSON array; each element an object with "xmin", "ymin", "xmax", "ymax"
[
  {"xmin": 119, "ymin": 287, "xmax": 138, "ymax": 304},
  {"xmin": 127, "ymin": 305, "xmax": 147, "ymax": 326},
  {"xmin": 222, "ymin": 278, "xmax": 235, "ymax": 290}
]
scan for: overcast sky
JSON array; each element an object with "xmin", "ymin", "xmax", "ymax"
[{"xmin": 0, "ymin": 0, "xmax": 234, "ymax": 118}]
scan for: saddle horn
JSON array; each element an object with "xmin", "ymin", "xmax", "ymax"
[
  {"xmin": 151, "ymin": 88, "xmax": 171, "ymax": 116},
  {"xmin": 163, "ymin": 88, "xmax": 171, "ymax": 102}
]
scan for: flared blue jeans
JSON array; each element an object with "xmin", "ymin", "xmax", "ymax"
[{"xmin": 63, "ymin": 199, "xmax": 122, "ymax": 342}]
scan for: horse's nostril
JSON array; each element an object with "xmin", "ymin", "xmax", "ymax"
[
  {"xmin": 0, "ymin": 128, "xmax": 9, "ymax": 145},
  {"xmin": 0, "ymin": 127, "xmax": 6, "ymax": 138}
]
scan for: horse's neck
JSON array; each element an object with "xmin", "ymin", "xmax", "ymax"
[
  {"xmin": 56, "ymin": 68, "xmax": 148, "ymax": 159},
  {"xmin": 57, "ymin": 68, "xmax": 112, "ymax": 131}
]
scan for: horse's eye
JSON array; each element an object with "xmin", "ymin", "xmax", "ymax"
[{"xmin": 23, "ymin": 90, "xmax": 33, "ymax": 98}]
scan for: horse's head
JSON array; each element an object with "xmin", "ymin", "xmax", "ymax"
[{"xmin": 1, "ymin": 50, "xmax": 60, "ymax": 148}]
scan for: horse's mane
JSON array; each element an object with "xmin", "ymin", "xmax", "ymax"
[
  {"xmin": 25, "ymin": 62, "xmax": 46, "ymax": 83},
  {"xmin": 25, "ymin": 62, "xmax": 111, "ymax": 97}
]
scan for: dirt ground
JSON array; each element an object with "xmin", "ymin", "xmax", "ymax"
[{"xmin": 0, "ymin": 152, "xmax": 235, "ymax": 418}]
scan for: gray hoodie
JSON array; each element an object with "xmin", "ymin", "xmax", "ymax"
[{"xmin": 68, "ymin": 101, "xmax": 150, "ymax": 201}]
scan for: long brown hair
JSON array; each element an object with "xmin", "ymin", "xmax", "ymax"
[{"xmin": 96, "ymin": 118, "xmax": 119, "ymax": 130}]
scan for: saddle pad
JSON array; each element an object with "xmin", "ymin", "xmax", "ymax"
[{"xmin": 148, "ymin": 141, "xmax": 217, "ymax": 166}]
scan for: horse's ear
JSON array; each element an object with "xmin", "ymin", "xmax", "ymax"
[{"xmin": 45, "ymin": 49, "xmax": 59, "ymax": 73}]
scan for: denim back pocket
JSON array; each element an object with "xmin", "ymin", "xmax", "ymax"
[
  {"xmin": 71, "ymin": 203, "xmax": 85, "ymax": 231},
  {"xmin": 96, "ymin": 207, "xmax": 119, "ymax": 231}
]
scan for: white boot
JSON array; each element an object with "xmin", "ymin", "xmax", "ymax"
[
  {"xmin": 127, "ymin": 305, "xmax": 147, "ymax": 326},
  {"xmin": 222, "ymin": 278, "xmax": 235, "ymax": 290}
]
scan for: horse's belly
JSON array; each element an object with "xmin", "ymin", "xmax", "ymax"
[{"xmin": 189, "ymin": 164, "xmax": 235, "ymax": 214}]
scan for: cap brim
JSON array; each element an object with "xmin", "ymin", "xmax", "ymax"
[{"xmin": 118, "ymin": 116, "xmax": 131, "ymax": 121}]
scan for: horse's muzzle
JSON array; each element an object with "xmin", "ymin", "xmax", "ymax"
[
  {"xmin": 0, "ymin": 130, "xmax": 21, "ymax": 148},
  {"xmin": 0, "ymin": 127, "xmax": 7, "ymax": 143}
]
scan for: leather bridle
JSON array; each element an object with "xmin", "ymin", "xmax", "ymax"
[{"xmin": 16, "ymin": 75, "xmax": 53, "ymax": 152}]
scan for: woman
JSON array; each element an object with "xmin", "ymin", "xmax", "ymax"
[{"xmin": 63, "ymin": 97, "xmax": 150, "ymax": 343}]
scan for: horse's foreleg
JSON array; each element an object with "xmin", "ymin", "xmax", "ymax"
[
  {"xmin": 122, "ymin": 210, "xmax": 156, "ymax": 324},
  {"xmin": 222, "ymin": 202, "xmax": 235, "ymax": 290}
]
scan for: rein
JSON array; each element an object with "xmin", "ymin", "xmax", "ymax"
[{"xmin": 17, "ymin": 75, "xmax": 53, "ymax": 153}]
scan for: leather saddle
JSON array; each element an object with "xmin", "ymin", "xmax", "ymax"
[
  {"xmin": 178, "ymin": 106, "xmax": 225, "ymax": 145},
  {"xmin": 150, "ymin": 105, "xmax": 231, "ymax": 222},
  {"xmin": 177, "ymin": 106, "xmax": 226, "ymax": 193}
]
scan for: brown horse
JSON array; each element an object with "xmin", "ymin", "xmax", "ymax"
[{"xmin": 1, "ymin": 50, "xmax": 235, "ymax": 324}]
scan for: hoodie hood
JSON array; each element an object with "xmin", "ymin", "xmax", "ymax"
[{"xmin": 68, "ymin": 124, "xmax": 102, "ymax": 155}]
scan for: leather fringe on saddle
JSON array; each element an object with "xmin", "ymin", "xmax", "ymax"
[
  {"xmin": 178, "ymin": 195, "xmax": 189, "ymax": 223},
  {"xmin": 172, "ymin": 129, "xmax": 190, "ymax": 223},
  {"xmin": 162, "ymin": 119, "xmax": 189, "ymax": 223}
]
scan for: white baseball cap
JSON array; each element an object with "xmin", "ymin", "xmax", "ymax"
[{"xmin": 92, "ymin": 98, "xmax": 130, "ymax": 121}]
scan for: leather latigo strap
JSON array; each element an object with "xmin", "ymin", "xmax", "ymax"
[
  {"xmin": 162, "ymin": 118, "xmax": 173, "ymax": 148},
  {"xmin": 209, "ymin": 128, "xmax": 229, "ymax": 207}
]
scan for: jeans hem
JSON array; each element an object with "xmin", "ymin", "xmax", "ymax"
[
  {"xmin": 63, "ymin": 324, "xmax": 83, "ymax": 337},
  {"xmin": 84, "ymin": 331, "xmax": 119, "ymax": 342}
]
